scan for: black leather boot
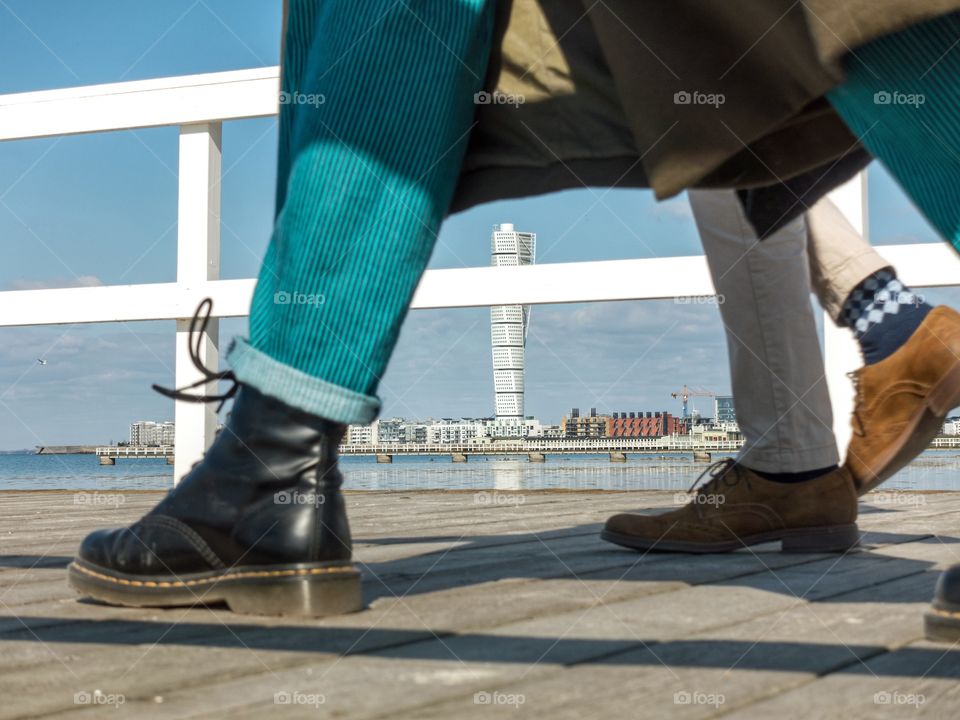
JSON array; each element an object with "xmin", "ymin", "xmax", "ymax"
[
  {"xmin": 925, "ymin": 564, "xmax": 960, "ymax": 642},
  {"xmin": 68, "ymin": 301, "xmax": 362, "ymax": 617}
]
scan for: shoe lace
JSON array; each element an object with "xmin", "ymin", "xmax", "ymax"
[
  {"xmin": 152, "ymin": 298, "xmax": 239, "ymax": 412},
  {"xmin": 686, "ymin": 457, "xmax": 743, "ymax": 496},
  {"xmin": 848, "ymin": 370, "xmax": 866, "ymax": 436}
]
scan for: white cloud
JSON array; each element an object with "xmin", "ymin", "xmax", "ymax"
[
  {"xmin": 5, "ymin": 275, "xmax": 105, "ymax": 291},
  {"xmin": 649, "ymin": 193, "xmax": 694, "ymax": 222}
]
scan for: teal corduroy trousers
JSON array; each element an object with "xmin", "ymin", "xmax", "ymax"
[{"xmin": 228, "ymin": 0, "xmax": 495, "ymax": 424}]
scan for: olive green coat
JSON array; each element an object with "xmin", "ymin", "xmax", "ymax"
[{"xmin": 452, "ymin": 0, "xmax": 960, "ymax": 213}]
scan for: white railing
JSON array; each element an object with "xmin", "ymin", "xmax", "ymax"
[
  {"xmin": 96, "ymin": 446, "xmax": 174, "ymax": 458},
  {"xmin": 340, "ymin": 438, "xmax": 743, "ymax": 455},
  {"xmin": 2, "ymin": 68, "xmax": 959, "ymax": 481}
]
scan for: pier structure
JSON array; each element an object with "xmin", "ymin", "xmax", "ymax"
[
  {"xmin": 339, "ymin": 437, "xmax": 743, "ymax": 463},
  {"xmin": 94, "ymin": 446, "xmax": 175, "ymax": 465}
]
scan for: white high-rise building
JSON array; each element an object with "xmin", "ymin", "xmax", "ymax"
[
  {"xmin": 129, "ymin": 421, "xmax": 175, "ymax": 446},
  {"xmin": 490, "ymin": 223, "xmax": 536, "ymax": 420}
]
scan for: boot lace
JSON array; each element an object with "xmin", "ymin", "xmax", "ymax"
[
  {"xmin": 687, "ymin": 457, "xmax": 744, "ymax": 496},
  {"xmin": 152, "ymin": 298, "xmax": 239, "ymax": 412}
]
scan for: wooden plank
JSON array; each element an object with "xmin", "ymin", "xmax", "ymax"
[{"xmin": 0, "ymin": 491, "xmax": 957, "ymax": 718}]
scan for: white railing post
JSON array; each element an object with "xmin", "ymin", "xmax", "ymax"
[
  {"xmin": 824, "ymin": 172, "xmax": 869, "ymax": 460},
  {"xmin": 174, "ymin": 122, "xmax": 222, "ymax": 484}
]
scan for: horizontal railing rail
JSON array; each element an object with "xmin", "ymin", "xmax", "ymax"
[
  {"xmin": 340, "ymin": 439, "xmax": 744, "ymax": 454},
  {"xmin": 96, "ymin": 446, "xmax": 174, "ymax": 456},
  {"xmin": 3, "ymin": 68, "xmax": 960, "ymax": 479}
]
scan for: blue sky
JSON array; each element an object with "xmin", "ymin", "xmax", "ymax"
[{"xmin": 0, "ymin": 0, "xmax": 953, "ymax": 449}]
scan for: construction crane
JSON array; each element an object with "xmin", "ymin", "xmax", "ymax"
[{"xmin": 670, "ymin": 385, "xmax": 716, "ymax": 420}]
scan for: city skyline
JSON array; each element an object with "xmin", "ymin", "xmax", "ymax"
[{"xmin": 0, "ymin": 1, "xmax": 954, "ymax": 451}]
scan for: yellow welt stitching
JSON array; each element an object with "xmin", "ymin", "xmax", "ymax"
[{"xmin": 72, "ymin": 563, "xmax": 356, "ymax": 588}]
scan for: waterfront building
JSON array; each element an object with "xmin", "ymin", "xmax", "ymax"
[
  {"xmin": 692, "ymin": 423, "xmax": 742, "ymax": 442},
  {"xmin": 714, "ymin": 395, "xmax": 736, "ymax": 424},
  {"xmin": 427, "ymin": 420, "xmax": 482, "ymax": 444},
  {"xmin": 561, "ymin": 407, "xmax": 610, "ymax": 438},
  {"xmin": 345, "ymin": 424, "xmax": 373, "ymax": 445},
  {"xmin": 490, "ymin": 223, "xmax": 536, "ymax": 420},
  {"xmin": 372, "ymin": 418, "xmax": 404, "ymax": 444},
  {"xmin": 403, "ymin": 424, "xmax": 429, "ymax": 444},
  {"xmin": 541, "ymin": 424, "xmax": 563, "ymax": 439},
  {"xmin": 609, "ymin": 411, "xmax": 686, "ymax": 437},
  {"xmin": 129, "ymin": 421, "xmax": 175, "ymax": 447},
  {"xmin": 484, "ymin": 417, "xmax": 543, "ymax": 439}
]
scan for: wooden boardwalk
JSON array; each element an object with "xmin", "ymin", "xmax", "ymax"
[{"xmin": 1, "ymin": 489, "xmax": 959, "ymax": 719}]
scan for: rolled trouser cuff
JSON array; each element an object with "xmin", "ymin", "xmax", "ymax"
[
  {"xmin": 818, "ymin": 253, "xmax": 892, "ymax": 324},
  {"xmin": 226, "ymin": 337, "xmax": 380, "ymax": 425}
]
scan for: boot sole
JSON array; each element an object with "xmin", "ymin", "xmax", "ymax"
[
  {"xmin": 924, "ymin": 606, "xmax": 960, "ymax": 643},
  {"xmin": 600, "ymin": 523, "xmax": 860, "ymax": 554},
  {"xmin": 68, "ymin": 558, "xmax": 363, "ymax": 618},
  {"xmin": 855, "ymin": 359, "xmax": 960, "ymax": 496}
]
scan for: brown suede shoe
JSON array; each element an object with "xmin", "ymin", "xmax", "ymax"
[
  {"xmin": 601, "ymin": 460, "xmax": 859, "ymax": 553},
  {"xmin": 845, "ymin": 306, "xmax": 960, "ymax": 495}
]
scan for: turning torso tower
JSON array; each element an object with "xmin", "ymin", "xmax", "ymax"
[{"xmin": 490, "ymin": 223, "xmax": 536, "ymax": 421}]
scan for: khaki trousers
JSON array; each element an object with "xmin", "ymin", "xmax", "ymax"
[{"xmin": 688, "ymin": 190, "xmax": 889, "ymax": 473}]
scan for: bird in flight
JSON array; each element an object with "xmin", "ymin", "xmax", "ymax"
[{"xmin": 36, "ymin": 359, "xmax": 47, "ymax": 366}]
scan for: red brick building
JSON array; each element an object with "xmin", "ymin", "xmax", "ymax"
[{"xmin": 608, "ymin": 411, "xmax": 687, "ymax": 438}]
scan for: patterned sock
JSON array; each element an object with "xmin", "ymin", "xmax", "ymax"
[{"xmin": 840, "ymin": 269, "xmax": 932, "ymax": 364}]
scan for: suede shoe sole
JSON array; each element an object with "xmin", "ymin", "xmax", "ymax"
[{"xmin": 601, "ymin": 522, "xmax": 859, "ymax": 554}]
